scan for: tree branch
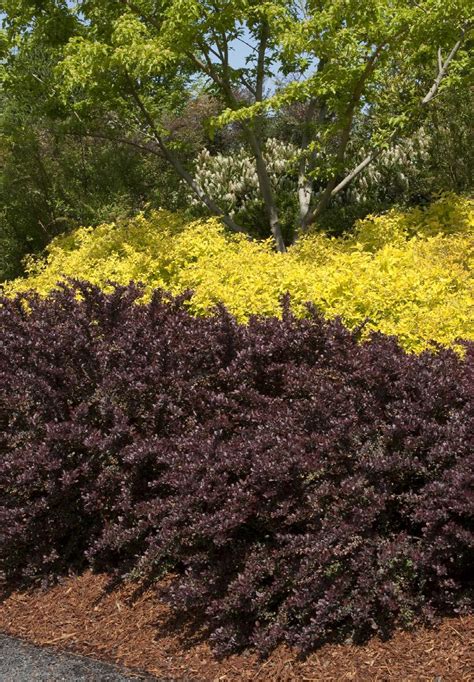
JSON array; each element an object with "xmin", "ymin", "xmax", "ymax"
[
  {"xmin": 64, "ymin": 129, "xmax": 165, "ymax": 156},
  {"xmin": 237, "ymin": 74, "xmax": 257, "ymax": 98},
  {"xmin": 123, "ymin": 73, "xmax": 247, "ymax": 234},
  {"xmin": 302, "ymin": 44, "xmax": 385, "ymax": 228},
  {"xmin": 327, "ymin": 149, "xmax": 381, "ymax": 197},
  {"xmin": 303, "ymin": 26, "xmax": 469, "ymax": 228},
  {"xmin": 245, "ymin": 128, "xmax": 286, "ymax": 252},
  {"xmin": 256, "ymin": 21, "xmax": 269, "ymax": 102},
  {"xmin": 422, "ymin": 27, "xmax": 467, "ymax": 104}
]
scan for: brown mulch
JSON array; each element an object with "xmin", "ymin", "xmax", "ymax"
[{"xmin": 0, "ymin": 572, "xmax": 472, "ymax": 681}]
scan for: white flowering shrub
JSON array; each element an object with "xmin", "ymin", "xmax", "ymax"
[
  {"xmin": 188, "ymin": 130, "xmax": 432, "ymax": 232},
  {"xmin": 189, "ymin": 138, "xmax": 299, "ymax": 222}
]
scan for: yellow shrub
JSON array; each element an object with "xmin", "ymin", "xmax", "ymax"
[
  {"xmin": 348, "ymin": 192, "xmax": 473, "ymax": 251},
  {"xmin": 3, "ymin": 195, "xmax": 473, "ymax": 353}
]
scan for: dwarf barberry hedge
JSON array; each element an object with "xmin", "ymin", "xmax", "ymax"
[{"xmin": 1, "ymin": 282, "xmax": 473, "ymax": 654}]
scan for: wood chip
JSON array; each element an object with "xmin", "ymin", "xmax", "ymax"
[{"xmin": 1, "ymin": 572, "xmax": 473, "ymax": 681}]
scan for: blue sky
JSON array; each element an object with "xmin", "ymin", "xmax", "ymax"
[{"xmin": 228, "ymin": 32, "xmax": 256, "ymax": 70}]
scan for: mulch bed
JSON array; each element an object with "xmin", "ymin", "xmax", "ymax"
[{"xmin": 0, "ymin": 572, "xmax": 472, "ymax": 681}]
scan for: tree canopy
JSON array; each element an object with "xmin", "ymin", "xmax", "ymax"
[{"xmin": 2, "ymin": 0, "xmax": 473, "ymax": 250}]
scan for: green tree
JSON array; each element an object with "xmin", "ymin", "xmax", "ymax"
[
  {"xmin": 2, "ymin": 1, "xmax": 472, "ymax": 250},
  {"xmin": 0, "ymin": 26, "xmax": 187, "ymax": 280}
]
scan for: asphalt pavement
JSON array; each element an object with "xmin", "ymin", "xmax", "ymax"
[{"xmin": 0, "ymin": 634, "xmax": 158, "ymax": 681}]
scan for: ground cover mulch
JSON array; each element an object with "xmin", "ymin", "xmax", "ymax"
[{"xmin": 0, "ymin": 572, "xmax": 472, "ymax": 681}]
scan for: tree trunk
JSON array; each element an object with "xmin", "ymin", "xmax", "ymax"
[{"xmin": 245, "ymin": 128, "xmax": 286, "ymax": 253}]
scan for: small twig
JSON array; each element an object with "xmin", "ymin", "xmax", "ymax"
[{"xmin": 448, "ymin": 625, "xmax": 465, "ymax": 641}]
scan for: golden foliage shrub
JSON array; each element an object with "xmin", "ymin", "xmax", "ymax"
[{"xmin": 4, "ymin": 194, "xmax": 473, "ymax": 352}]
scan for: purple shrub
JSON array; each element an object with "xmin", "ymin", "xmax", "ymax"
[{"xmin": 1, "ymin": 282, "xmax": 472, "ymax": 654}]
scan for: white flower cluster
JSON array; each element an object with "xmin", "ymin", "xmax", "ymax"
[
  {"xmin": 189, "ymin": 138, "xmax": 299, "ymax": 218},
  {"xmin": 345, "ymin": 129, "xmax": 431, "ymax": 204}
]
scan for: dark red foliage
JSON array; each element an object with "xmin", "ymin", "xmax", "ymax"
[{"xmin": 1, "ymin": 282, "xmax": 473, "ymax": 654}]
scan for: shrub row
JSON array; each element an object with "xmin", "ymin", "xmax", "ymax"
[
  {"xmin": 1, "ymin": 283, "xmax": 473, "ymax": 654},
  {"xmin": 3, "ymin": 194, "xmax": 473, "ymax": 352}
]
